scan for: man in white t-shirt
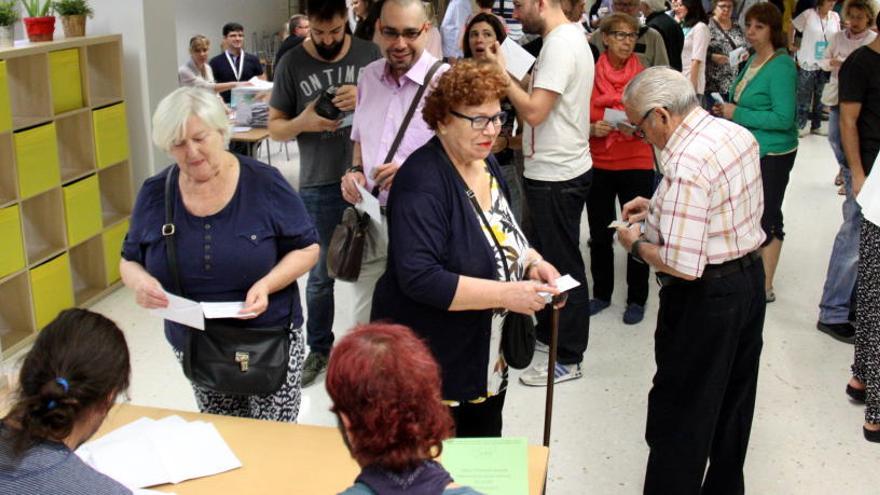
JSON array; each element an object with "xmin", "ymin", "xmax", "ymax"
[{"xmin": 488, "ymin": 0, "xmax": 595, "ymax": 387}]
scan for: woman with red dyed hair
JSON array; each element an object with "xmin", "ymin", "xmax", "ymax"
[{"xmin": 327, "ymin": 324, "xmax": 481, "ymax": 494}]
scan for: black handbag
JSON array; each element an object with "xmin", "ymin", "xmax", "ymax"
[
  {"xmin": 163, "ymin": 167, "xmax": 291, "ymax": 396},
  {"xmin": 445, "ymin": 154, "xmax": 537, "ymax": 370},
  {"xmin": 326, "ymin": 60, "xmax": 445, "ymax": 282}
]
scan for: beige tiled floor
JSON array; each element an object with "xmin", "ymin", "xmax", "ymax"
[{"xmin": 89, "ymin": 134, "xmax": 879, "ymax": 494}]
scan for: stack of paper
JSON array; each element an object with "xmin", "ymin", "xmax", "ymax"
[
  {"xmin": 442, "ymin": 437, "xmax": 529, "ymax": 495},
  {"xmin": 76, "ymin": 415, "xmax": 241, "ymax": 489}
]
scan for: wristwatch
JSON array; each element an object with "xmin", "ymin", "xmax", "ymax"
[
  {"xmin": 347, "ymin": 165, "xmax": 364, "ymax": 174},
  {"xmin": 630, "ymin": 239, "xmax": 647, "ymax": 264}
]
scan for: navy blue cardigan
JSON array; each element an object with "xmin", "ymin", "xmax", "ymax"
[{"xmin": 371, "ymin": 137, "xmax": 513, "ymax": 402}]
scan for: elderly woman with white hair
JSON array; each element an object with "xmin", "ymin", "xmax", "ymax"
[{"xmin": 119, "ymin": 87, "xmax": 319, "ymax": 421}]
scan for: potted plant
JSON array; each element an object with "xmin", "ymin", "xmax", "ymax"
[
  {"xmin": 0, "ymin": 1, "xmax": 19, "ymax": 48},
  {"xmin": 53, "ymin": 0, "xmax": 91, "ymax": 38},
  {"xmin": 20, "ymin": 0, "xmax": 53, "ymax": 42}
]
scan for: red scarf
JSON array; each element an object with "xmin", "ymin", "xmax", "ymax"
[{"xmin": 591, "ymin": 53, "xmax": 644, "ymax": 150}]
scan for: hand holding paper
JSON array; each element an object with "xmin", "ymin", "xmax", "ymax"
[
  {"xmin": 354, "ymin": 181, "xmax": 382, "ymax": 226},
  {"xmin": 500, "ymin": 38, "xmax": 536, "ymax": 81}
]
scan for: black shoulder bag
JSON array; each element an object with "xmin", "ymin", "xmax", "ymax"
[
  {"xmin": 163, "ymin": 167, "xmax": 291, "ymax": 396},
  {"xmin": 326, "ymin": 60, "xmax": 445, "ymax": 282},
  {"xmin": 443, "ymin": 152, "xmax": 537, "ymax": 370}
]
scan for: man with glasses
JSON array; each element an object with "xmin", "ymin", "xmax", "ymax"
[
  {"xmin": 268, "ymin": 0, "xmax": 381, "ymax": 387},
  {"xmin": 615, "ymin": 67, "xmax": 766, "ymax": 494},
  {"xmin": 486, "ymin": 0, "xmax": 594, "ymax": 387},
  {"xmin": 340, "ymin": 0, "xmax": 448, "ymax": 331},
  {"xmin": 274, "ymin": 15, "xmax": 311, "ymax": 69},
  {"xmin": 592, "ymin": 0, "xmax": 671, "ymax": 68}
]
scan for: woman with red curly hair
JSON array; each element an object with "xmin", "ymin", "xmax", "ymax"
[
  {"xmin": 328, "ymin": 324, "xmax": 481, "ymax": 494},
  {"xmin": 371, "ymin": 60, "xmax": 563, "ymax": 437}
]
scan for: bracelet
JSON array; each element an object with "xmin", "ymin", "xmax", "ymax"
[
  {"xmin": 347, "ymin": 165, "xmax": 364, "ymax": 174},
  {"xmin": 630, "ymin": 239, "xmax": 647, "ymax": 265}
]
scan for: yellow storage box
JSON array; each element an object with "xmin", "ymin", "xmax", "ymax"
[
  {"xmin": 0, "ymin": 205, "xmax": 26, "ymax": 278},
  {"xmin": 30, "ymin": 253, "xmax": 74, "ymax": 330},
  {"xmin": 93, "ymin": 103, "xmax": 129, "ymax": 168},
  {"xmin": 63, "ymin": 175, "xmax": 102, "ymax": 246},
  {"xmin": 102, "ymin": 219, "xmax": 129, "ymax": 284},
  {"xmin": 49, "ymin": 49, "xmax": 84, "ymax": 115},
  {"xmin": 0, "ymin": 60, "xmax": 11, "ymax": 133},
  {"xmin": 15, "ymin": 123, "xmax": 61, "ymax": 198}
]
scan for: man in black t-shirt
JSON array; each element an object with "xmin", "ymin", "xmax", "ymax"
[
  {"xmin": 840, "ymin": 31, "xmax": 880, "ymax": 192},
  {"xmin": 209, "ymin": 22, "xmax": 265, "ymax": 103},
  {"xmin": 268, "ymin": 0, "xmax": 381, "ymax": 387}
]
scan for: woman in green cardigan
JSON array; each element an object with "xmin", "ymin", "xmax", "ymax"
[{"xmin": 713, "ymin": 2, "xmax": 798, "ymax": 303}]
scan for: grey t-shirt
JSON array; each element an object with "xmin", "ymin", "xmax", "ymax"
[{"xmin": 270, "ymin": 37, "xmax": 382, "ymax": 188}]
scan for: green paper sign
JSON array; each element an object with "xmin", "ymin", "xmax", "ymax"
[{"xmin": 442, "ymin": 437, "xmax": 528, "ymax": 495}]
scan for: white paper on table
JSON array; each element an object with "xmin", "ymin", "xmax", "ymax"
[
  {"xmin": 602, "ymin": 108, "xmax": 629, "ymax": 126},
  {"xmin": 354, "ymin": 182, "xmax": 383, "ymax": 226},
  {"xmin": 232, "ymin": 126, "xmax": 252, "ymax": 133},
  {"xmin": 148, "ymin": 418, "xmax": 241, "ymax": 484},
  {"xmin": 501, "ymin": 37, "xmax": 536, "ymax": 81},
  {"xmin": 246, "ymin": 76, "xmax": 273, "ymax": 90},
  {"xmin": 149, "ymin": 291, "xmax": 205, "ymax": 331},
  {"xmin": 200, "ymin": 301, "xmax": 256, "ymax": 319},
  {"xmin": 729, "ymin": 47, "xmax": 748, "ymax": 68}
]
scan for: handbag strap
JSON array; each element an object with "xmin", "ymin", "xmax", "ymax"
[
  {"xmin": 711, "ymin": 18, "xmax": 739, "ymax": 49},
  {"xmin": 437, "ymin": 147, "xmax": 512, "ymax": 283},
  {"xmin": 381, "ymin": 60, "xmax": 445, "ymax": 165},
  {"xmin": 163, "ymin": 167, "xmax": 184, "ymax": 296}
]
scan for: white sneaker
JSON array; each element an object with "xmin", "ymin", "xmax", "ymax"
[
  {"xmin": 534, "ymin": 340, "xmax": 549, "ymax": 353},
  {"xmin": 519, "ymin": 361, "xmax": 583, "ymax": 387}
]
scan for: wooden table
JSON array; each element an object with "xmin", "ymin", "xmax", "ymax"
[
  {"xmin": 230, "ymin": 128, "xmax": 272, "ymax": 165},
  {"xmin": 96, "ymin": 404, "xmax": 549, "ymax": 494}
]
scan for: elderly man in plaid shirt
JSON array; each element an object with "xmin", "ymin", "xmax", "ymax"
[{"xmin": 615, "ymin": 67, "xmax": 767, "ymax": 495}]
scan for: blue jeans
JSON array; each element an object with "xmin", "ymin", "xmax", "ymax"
[
  {"xmin": 819, "ymin": 167, "xmax": 861, "ymax": 323},
  {"xmin": 523, "ymin": 170, "xmax": 592, "ymax": 365},
  {"xmin": 299, "ymin": 183, "xmax": 349, "ymax": 355},
  {"xmin": 827, "ymin": 106, "xmax": 845, "ymax": 165}
]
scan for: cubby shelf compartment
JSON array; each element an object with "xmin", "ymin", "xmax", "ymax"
[
  {"xmin": 56, "ymin": 109, "xmax": 96, "ymax": 183},
  {"xmin": 0, "ymin": 204, "xmax": 26, "ymax": 278},
  {"xmin": 29, "ymin": 253, "xmax": 74, "ymax": 331},
  {"xmin": 98, "ymin": 161, "xmax": 133, "ymax": 227},
  {"xmin": 49, "ymin": 48, "xmax": 86, "ymax": 115},
  {"xmin": 0, "ymin": 132, "xmax": 16, "ymax": 205},
  {"xmin": 0, "ymin": 61, "xmax": 12, "ymax": 133},
  {"xmin": 92, "ymin": 102, "xmax": 129, "ymax": 169},
  {"xmin": 21, "ymin": 188, "xmax": 67, "ymax": 266},
  {"xmin": 5, "ymin": 53, "xmax": 53, "ymax": 131},
  {"xmin": 63, "ymin": 174, "xmax": 102, "ymax": 247},
  {"xmin": 70, "ymin": 235, "xmax": 107, "ymax": 305},
  {"xmin": 102, "ymin": 219, "xmax": 129, "ymax": 285},
  {"xmin": 0, "ymin": 272, "xmax": 34, "ymax": 355},
  {"xmin": 86, "ymin": 42, "xmax": 123, "ymax": 106},
  {"xmin": 14, "ymin": 122, "xmax": 61, "ymax": 199}
]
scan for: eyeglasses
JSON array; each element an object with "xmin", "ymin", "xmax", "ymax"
[
  {"xmin": 632, "ymin": 108, "xmax": 657, "ymax": 140},
  {"xmin": 450, "ymin": 110, "xmax": 508, "ymax": 130},
  {"xmin": 379, "ymin": 25, "xmax": 426, "ymax": 41},
  {"xmin": 608, "ymin": 30, "xmax": 639, "ymax": 41}
]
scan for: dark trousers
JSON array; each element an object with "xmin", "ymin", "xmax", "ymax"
[
  {"xmin": 759, "ymin": 151, "xmax": 797, "ymax": 244},
  {"xmin": 644, "ymin": 260, "xmax": 766, "ymax": 495},
  {"xmin": 523, "ymin": 170, "xmax": 591, "ymax": 365},
  {"xmin": 586, "ymin": 168, "xmax": 654, "ymax": 306},
  {"xmin": 449, "ymin": 390, "xmax": 506, "ymax": 437}
]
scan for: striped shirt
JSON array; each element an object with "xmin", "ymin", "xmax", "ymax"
[
  {"xmin": 0, "ymin": 424, "xmax": 131, "ymax": 495},
  {"xmin": 645, "ymin": 107, "xmax": 765, "ymax": 278}
]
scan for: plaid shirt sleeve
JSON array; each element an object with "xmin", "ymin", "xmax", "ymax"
[{"xmin": 654, "ymin": 173, "xmax": 713, "ymax": 278}]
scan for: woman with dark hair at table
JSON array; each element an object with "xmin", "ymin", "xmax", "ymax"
[
  {"xmin": 0, "ymin": 309, "xmax": 132, "ymax": 495},
  {"xmin": 328, "ymin": 323, "xmax": 482, "ymax": 494}
]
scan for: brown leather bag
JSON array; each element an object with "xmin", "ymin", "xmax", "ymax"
[
  {"xmin": 326, "ymin": 60, "xmax": 444, "ymax": 282},
  {"xmin": 326, "ymin": 206, "xmax": 372, "ymax": 282}
]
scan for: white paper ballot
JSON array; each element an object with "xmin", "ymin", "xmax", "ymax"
[
  {"xmin": 149, "ymin": 291, "xmax": 205, "ymax": 331},
  {"xmin": 501, "ymin": 37, "xmax": 536, "ymax": 81},
  {"xmin": 340, "ymin": 113, "xmax": 354, "ymax": 127},
  {"xmin": 200, "ymin": 301, "xmax": 256, "ymax": 319},
  {"xmin": 355, "ymin": 182, "xmax": 383, "ymax": 226},
  {"xmin": 246, "ymin": 76, "xmax": 273, "ymax": 90},
  {"xmin": 77, "ymin": 415, "xmax": 242, "ymax": 489},
  {"xmin": 729, "ymin": 47, "xmax": 748, "ymax": 68},
  {"xmin": 537, "ymin": 274, "xmax": 582, "ymax": 301},
  {"xmin": 608, "ymin": 220, "xmax": 629, "ymax": 229},
  {"xmin": 231, "ymin": 126, "xmax": 252, "ymax": 133},
  {"xmin": 603, "ymin": 108, "xmax": 629, "ymax": 126}
]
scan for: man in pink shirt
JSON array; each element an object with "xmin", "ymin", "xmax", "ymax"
[{"xmin": 340, "ymin": 0, "xmax": 448, "ymax": 324}]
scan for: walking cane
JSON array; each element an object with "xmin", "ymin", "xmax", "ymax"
[{"xmin": 543, "ymin": 303, "xmax": 561, "ymax": 447}]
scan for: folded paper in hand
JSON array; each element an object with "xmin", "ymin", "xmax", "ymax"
[
  {"xmin": 501, "ymin": 37, "xmax": 536, "ymax": 81},
  {"xmin": 354, "ymin": 182, "xmax": 382, "ymax": 226},
  {"xmin": 148, "ymin": 290, "xmax": 256, "ymax": 330},
  {"xmin": 76, "ymin": 415, "xmax": 241, "ymax": 489}
]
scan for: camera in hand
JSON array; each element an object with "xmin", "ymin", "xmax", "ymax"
[{"xmin": 314, "ymin": 86, "xmax": 342, "ymax": 120}]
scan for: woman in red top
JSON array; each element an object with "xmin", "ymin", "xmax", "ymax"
[{"xmin": 587, "ymin": 13, "xmax": 655, "ymax": 325}]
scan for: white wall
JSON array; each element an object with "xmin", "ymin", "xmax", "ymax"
[{"xmin": 174, "ymin": 0, "xmax": 289, "ymax": 67}]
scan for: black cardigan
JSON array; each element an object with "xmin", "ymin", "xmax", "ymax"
[{"xmin": 371, "ymin": 137, "xmax": 513, "ymax": 402}]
